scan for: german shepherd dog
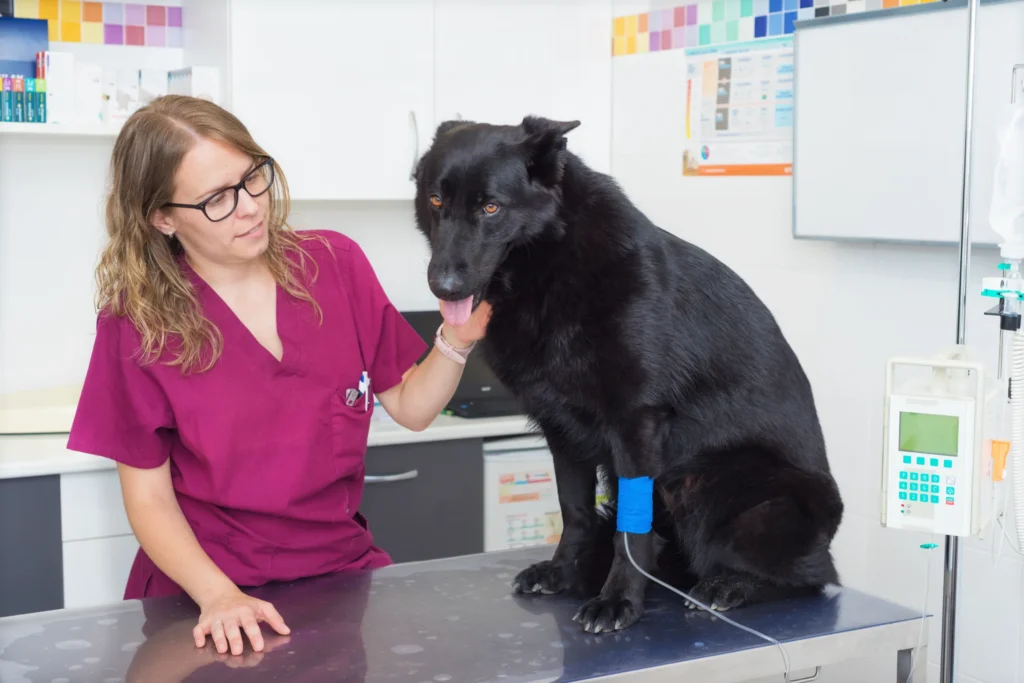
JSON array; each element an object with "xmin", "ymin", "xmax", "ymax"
[{"xmin": 412, "ymin": 116, "xmax": 844, "ymax": 633}]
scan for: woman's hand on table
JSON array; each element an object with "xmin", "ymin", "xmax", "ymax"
[{"xmin": 193, "ymin": 586, "xmax": 290, "ymax": 655}]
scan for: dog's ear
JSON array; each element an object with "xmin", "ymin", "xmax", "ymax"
[
  {"xmin": 435, "ymin": 119, "xmax": 473, "ymax": 138},
  {"xmin": 519, "ymin": 116, "xmax": 581, "ymax": 187},
  {"xmin": 521, "ymin": 116, "xmax": 581, "ymax": 139}
]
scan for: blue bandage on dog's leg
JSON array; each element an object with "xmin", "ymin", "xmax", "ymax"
[{"xmin": 616, "ymin": 476, "xmax": 654, "ymax": 534}]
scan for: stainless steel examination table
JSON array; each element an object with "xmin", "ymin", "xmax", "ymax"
[{"xmin": 0, "ymin": 545, "xmax": 926, "ymax": 682}]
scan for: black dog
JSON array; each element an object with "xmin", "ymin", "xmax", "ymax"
[{"xmin": 412, "ymin": 116, "xmax": 844, "ymax": 633}]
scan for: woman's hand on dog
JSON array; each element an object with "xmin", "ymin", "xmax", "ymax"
[{"xmin": 442, "ymin": 300, "xmax": 492, "ymax": 349}]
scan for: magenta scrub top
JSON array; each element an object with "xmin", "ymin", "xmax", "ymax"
[{"xmin": 66, "ymin": 230, "xmax": 427, "ymax": 600}]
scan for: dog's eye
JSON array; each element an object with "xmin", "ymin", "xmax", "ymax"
[
  {"xmin": 429, "ymin": 194, "xmax": 442, "ymax": 208},
  {"xmin": 483, "ymin": 202, "xmax": 500, "ymax": 215}
]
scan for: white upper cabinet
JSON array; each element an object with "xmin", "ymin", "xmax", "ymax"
[
  {"xmin": 187, "ymin": 0, "xmax": 434, "ymax": 201},
  {"xmin": 183, "ymin": 0, "xmax": 612, "ymax": 199},
  {"xmin": 431, "ymin": 0, "xmax": 613, "ymax": 174}
]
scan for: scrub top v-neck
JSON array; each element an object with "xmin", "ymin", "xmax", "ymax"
[
  {"xmin": 67, "ymin": 230, "xmax": 428, "ymax": 599},
  {"xmin": 198, "ymin": 267, "xmax": 289, "ymax": 371}
]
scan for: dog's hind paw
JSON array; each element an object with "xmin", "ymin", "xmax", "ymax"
[
  {"xmin": 512, "ymin": 560, "xmax": 572, "ymax": 596},
  {"xmin": 573, "ymin": 596, "xmax": 642, "ymax": 633}
]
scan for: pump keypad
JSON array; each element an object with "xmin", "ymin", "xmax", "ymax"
[{"xmin": 898, "ymin": 456, "xmax": 955, "ymax": 509}]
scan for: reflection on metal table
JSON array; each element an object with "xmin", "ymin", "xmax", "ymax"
[{"xmin": 0, "ymin": 545, "xmax": 927, "ymax": 682}]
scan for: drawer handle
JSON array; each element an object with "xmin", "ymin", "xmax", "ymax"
[
  {"xmin": 791, "ymin": 667, "xmax": 821, "ymax": 683},
  {"xmin": 365, "ymin": 469, "xmax": 419, "ymax": 484}
]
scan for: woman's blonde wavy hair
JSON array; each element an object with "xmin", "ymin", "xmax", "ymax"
[{"xmin": 95, "ymin": 94, "xmax": 323, "ymax": 374}]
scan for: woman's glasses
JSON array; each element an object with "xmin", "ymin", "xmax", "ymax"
[{"xmin": 164, "ymin": 157, "xmax": 276, "ymax": 222}]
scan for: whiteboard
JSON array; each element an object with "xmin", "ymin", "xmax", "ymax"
[{"xmin": 792, "ymin": 0, "xmax": 1024, "ymax": 246}]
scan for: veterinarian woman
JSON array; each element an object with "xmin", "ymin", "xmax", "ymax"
[{"xmin": 66, "ymin": 95, "xmax": 491, "ymax": 658}]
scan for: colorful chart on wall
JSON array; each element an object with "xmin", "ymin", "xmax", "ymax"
[
  {"xmin": 682, "ymin": 37, "xmax": 793, "ymax": 176},
  {"xmin": 613, "ymin": 0, "xmax": 940, "ymax": 177},
  {"xmin": 0, "ymin": 0, "xmax": 182, "ymax": 47},
  {"xmin": 612, "ymin": 0, "xmax": 940, "ymax": 57}
]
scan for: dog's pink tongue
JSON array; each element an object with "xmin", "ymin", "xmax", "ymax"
[{"xmin": 439, "ymin": 296, "xmax": 474, "ymax": 327}]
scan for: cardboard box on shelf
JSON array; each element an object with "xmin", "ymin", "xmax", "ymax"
[
  {"xmin": 42, "ymin": 51, "xmax": 74, "ymax": 124},
  {"xmin": 74, "ymin": 62, "xmax": 103, "ymax": 125},
  {"xmin": 102, "ymin": 67, "xmax": 140, "ymax": 126},
  {"xmin": 138, "ymin": 68, "xmax": 168, "ymax": 106},
  {"xmin": 167, "ymin": 66, "xmax": 220, "ymax": 105}
]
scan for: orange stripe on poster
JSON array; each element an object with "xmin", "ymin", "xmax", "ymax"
[
  {"xmin": 696, "ymin": 164, "xmax": 792, "ymax": 176},
  {"xmin": 499, "ymin": 493, "xmax": 543, "ymax": 504}
]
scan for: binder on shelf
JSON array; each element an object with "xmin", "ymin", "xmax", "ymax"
[{"xmin": 0, "ymin": 75, "xmax": 11, "ymax": 123}]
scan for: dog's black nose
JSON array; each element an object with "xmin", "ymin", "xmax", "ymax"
[{"xmin": 432, "ymin": 273, "xmax": 465, "ymax": 299}]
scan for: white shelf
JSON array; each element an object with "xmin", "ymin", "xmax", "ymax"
[{"xmin": 0, "ymin": 122, "xmax": 121, "ymax": 137}]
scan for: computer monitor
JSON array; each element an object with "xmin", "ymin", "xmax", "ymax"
[{"xmin": 401, "ymin": 309, "xmax": 523, "ymax": 418}]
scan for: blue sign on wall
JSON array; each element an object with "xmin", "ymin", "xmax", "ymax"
[{"xmin": 0, "ymin": 17, "xmax": 49, "ymax": 78}]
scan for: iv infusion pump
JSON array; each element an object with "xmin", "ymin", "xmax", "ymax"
[{"xmin": 882, "ymin": 354, "xmax": 999, "ymax": 537}]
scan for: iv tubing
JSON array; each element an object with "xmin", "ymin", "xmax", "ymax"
[
  {"xmin": 1010, "ymin": 330, "xmax": 1024, "ymax": 550},
  {"xmin": 622, "ymin": 532, "xmax": 792, "ymax": 682},
  {"xmin": 904, "ymin": 543, "xmax": 938, "ymax": 683}
]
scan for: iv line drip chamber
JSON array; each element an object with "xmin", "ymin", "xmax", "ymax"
[{"xmin": 988, "ymin": 81, "xmax": 1024, "ymax": 261}]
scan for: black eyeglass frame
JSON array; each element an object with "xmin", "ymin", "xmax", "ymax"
[{"xmin": 162, "ymin": 157, "xmax": 276, "ymax": 223}]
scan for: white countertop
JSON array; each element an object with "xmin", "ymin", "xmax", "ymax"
[
  {"xmin": 0, "ymin": 414, "xmax": 538, "ymax": 480},
  {"xmin": 0, "ymin": 384, "xmax": 82, "ymax": 435},
  {"xmin": 0, "ymin": 384, "xmax": 538, "ymax": 480}
]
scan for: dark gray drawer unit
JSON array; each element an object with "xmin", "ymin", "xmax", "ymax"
[
  {"xmin": 0, "ymin": 475, "xmax": 64, "ymax": 618},
  {"xmin": 358, "ymin": 439, "xmax": 485, "ymax": 564}
]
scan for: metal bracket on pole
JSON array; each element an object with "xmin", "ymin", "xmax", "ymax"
[{"xmin": 942, "ymin": 0, "xmax": 982, "ymax": 678}]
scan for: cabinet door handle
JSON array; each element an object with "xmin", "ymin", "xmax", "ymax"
[
  {"xmin": 408, "ymin": 110, "xmax": 420, "ymax": 181},
  {"xmin": 365, "ymin": 469, "xmax": 419, "ymax": 484}
]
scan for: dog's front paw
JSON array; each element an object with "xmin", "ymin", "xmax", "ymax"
[
  {"xmin": 572, "ymin": 596, "xmax": 642, "ymax": 633},
  {"xmin": 686, "ymin": 575, "xmax": 758, "ymax": 612},
  {"xmin": 512, "ymin": 560, "xmax": 572, "ymax": 595}
]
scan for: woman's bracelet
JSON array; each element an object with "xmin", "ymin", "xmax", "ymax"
[{"xmin": 434, "ymin": 323, "xmax": 475, "ymax": 365}]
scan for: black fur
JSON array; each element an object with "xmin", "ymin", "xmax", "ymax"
[{"xmin": 412, "ymin": 116, "xmax": 844, "ymax": 632}]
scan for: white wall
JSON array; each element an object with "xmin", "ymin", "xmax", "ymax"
[
  {"xmin": 0, "ymin": 178, "xmax": 433, "ymax": 394},
  {"xmin": 0, "ymin": 17, "xmax": 186, "ymax": 395},
  {"xmin": 612, "ymin": 1, "xmax": 1021, "ymax": 681},
  {"xmin": 0, "ymin": 135, "xmax": 111, "ymax": 395}
]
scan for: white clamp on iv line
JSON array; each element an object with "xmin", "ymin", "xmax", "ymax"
[{"xmin": 617, "ymin": 476, "xmax": 798, "ymax": 682}]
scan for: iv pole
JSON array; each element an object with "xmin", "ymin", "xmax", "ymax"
[{"xmin": 945, "ymin": 0, "xmax": 982, "ymax": 677}]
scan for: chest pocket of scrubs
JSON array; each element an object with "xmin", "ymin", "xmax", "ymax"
[
  {"xmin": 329, "ymin": 370, "xmax": 374, "ymax": 523},
  {"xmin": 330, "ymin": 389, "xmax": 372, "ymax": 466}
]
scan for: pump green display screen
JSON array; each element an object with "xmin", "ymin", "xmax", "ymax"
[{"xmin": 898, "ymin": 411, "xmax": 959, "ymax": 457}]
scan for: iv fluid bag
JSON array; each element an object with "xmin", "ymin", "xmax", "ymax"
[{"xmin": 990, "ymin": 104, "xmax": 1024, "ymax": 255}]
